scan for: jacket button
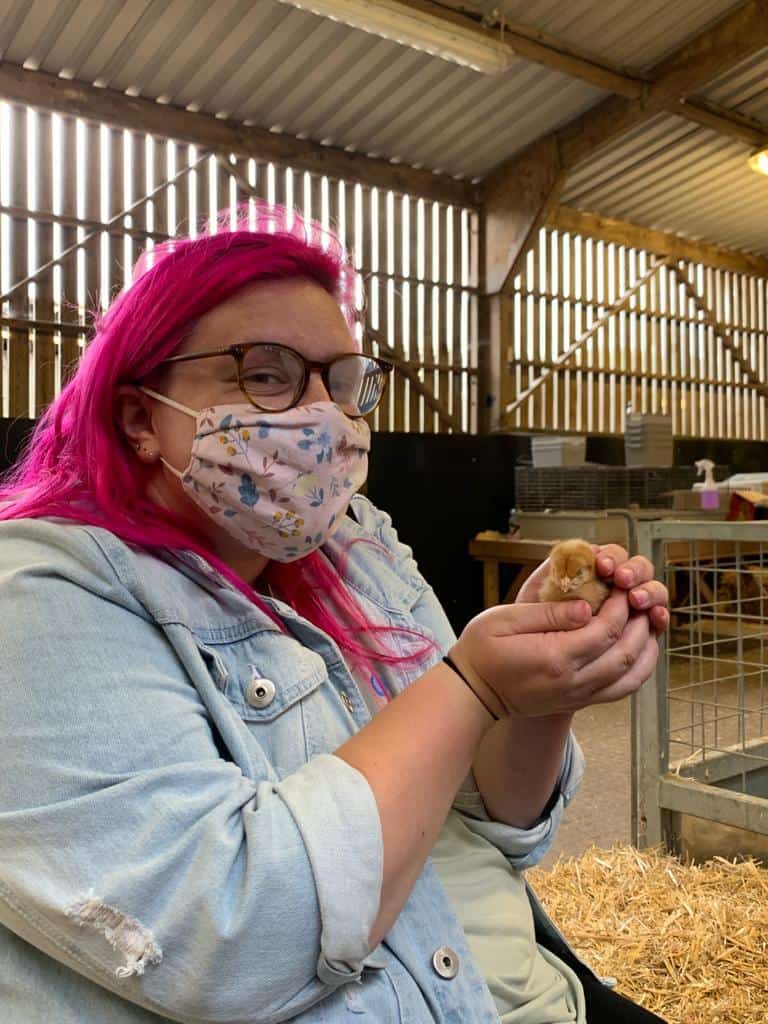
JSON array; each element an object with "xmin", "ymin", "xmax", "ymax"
[
  {"xmin": 246, "ymin": 678, "xmax": 276, "ymax": 709},
  {"xmin": 432, "ymin": 946, "xmax": 459, "ymax": 979},
  {"xmin": 341, "ymin": 693, "xmax": 354, "ymax": 713}
]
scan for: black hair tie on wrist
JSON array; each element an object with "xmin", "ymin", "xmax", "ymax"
[{"xmin": 442, "ymin": 655, "xmax": 500, "ymax": 721}]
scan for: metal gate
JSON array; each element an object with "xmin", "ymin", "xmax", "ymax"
[{"xmin": 634, "ymin": 519, "xmax": 768, "ymax": 852}]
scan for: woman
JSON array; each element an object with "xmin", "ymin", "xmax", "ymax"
[{"xmin": 0, "ymin": 204, "xmax": 669, "ymax": 1023}]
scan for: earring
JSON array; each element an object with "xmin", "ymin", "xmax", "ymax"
[{"xmin": 135, "ymin": 442, "xmax": 158, "ymax": 460}]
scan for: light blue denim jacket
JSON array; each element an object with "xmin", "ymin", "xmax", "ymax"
[{"xmin": 0, "ymin": 495, "xmax": 589, "ymax": 1023}]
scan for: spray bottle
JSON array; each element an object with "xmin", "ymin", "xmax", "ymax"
[{"xmin": 695, "ymin": 459, "xmax": 719, "ymax": 510}]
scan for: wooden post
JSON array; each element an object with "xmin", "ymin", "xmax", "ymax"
[{"xmin": 478, "ymin": 137, "xmax": 563, "ymax": 432}]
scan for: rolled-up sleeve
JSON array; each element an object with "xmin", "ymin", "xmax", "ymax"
[
  {"xmin": 354, "ymin": 496, "xmax": 586, "ymax": 871},
  {"xmin": 0, "ymin": 527, "xmax": 383, "ymax": 1024},
  {"xmin": 451, "ymin": 731, "xmax": 585, "ymax": 869},
  {"xmin": 275, "ymin": 755, "xmax": 383, "ymax": 986}
]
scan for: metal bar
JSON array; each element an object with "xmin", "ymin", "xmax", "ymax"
[
  {"xmin": 673, "ymin": 737, "xmax": 768, "ymax": 785},
  {"xmin": 634, "ymin": 520, "xmax": 669, "ymax": 848},
  {"xmin": 505, "ymin": 256, "xmax": 671, "ymax": 417},
  {"xmin": 651, "ymin": 521, "xmax": 768, "ymax": 541},
  {"xmin": 659, "ymin": 775, "xmax": 768, "ymax": 836},
  {"xmin": 0, "ymin": 154, "xmax": 210, "ymax": 306}
]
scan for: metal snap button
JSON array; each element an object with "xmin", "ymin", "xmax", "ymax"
[
  {"xmin": 432, "ymin": 946, "xmax": 459, "ymax": 979},
  {"xmin": 341, "ymin": 692, "xmax": 354, "ymax": 713},
  {"xmin": 246, "ymin": 677, "xmax": 276, "ymax": 709}
]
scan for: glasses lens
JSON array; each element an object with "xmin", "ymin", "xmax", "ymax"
[
  {"xmin": 239, "ymin": 345, "xmax": 304, "ymax": 409},
  {"xmin": 328, "ymin": 355, "xmax": 385, "ymax": 416}
]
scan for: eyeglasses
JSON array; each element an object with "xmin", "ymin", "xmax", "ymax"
[{"xmin": 155, "ymin": 342, "xmax": 393, "ymax": 417}]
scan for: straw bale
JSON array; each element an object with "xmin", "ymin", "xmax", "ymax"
[{"xmin": 527, "ymin": 844, "xmax": 768, "ymax": 1023}]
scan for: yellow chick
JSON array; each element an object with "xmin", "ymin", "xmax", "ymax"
[{"xmin": 538, "ymin": 538, "xmax": 611, "ymax": 614}]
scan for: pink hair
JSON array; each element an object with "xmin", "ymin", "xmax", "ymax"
[{"xmin": 0, "ymin": 203, "xmax": 433, "ymax": 684}]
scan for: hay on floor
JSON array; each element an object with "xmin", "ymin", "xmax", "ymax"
[{"xmin": 527, "ymin": 844, "xmax": 768, "ymax": 1024}]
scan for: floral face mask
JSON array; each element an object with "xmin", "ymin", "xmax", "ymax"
[{"xmin": 141, "ymin": 388, "xmax": 371, "ymax": 562}]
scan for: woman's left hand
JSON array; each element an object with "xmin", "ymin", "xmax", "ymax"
[{"xmin": 517, "ymin": 543, "xmax": 670, "ymax": 634}]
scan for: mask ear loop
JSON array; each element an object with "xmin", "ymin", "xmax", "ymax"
[
  {"xmin": 136, "ymin": 386, "xmax": 197, "ymax": 480},
  {"xmin": 139, "ymin": 386, "xmax": 198, "ymax": 419}
]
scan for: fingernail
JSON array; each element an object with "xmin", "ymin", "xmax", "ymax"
[
  {"xmin": 601, "ymin": 557, "xmax": 614, "ymax": 573},
  {"xmin": 570, "ymin": 600, "xmax": 591, "ymax": 620},
  {"xmin": 634, "ymin": 589, "xmax": 649, "ymax": 608}
]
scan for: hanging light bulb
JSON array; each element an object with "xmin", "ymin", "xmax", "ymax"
[{"xmin": 748, "ymin": 149, "xmax": 768, "ymax": 176}]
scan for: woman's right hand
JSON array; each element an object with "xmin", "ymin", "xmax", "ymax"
[{"xmin": 449, "ymin": 588, "xmax": 658, "ymax": 719}]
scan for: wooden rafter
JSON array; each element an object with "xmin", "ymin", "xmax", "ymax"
[
  {"xmin": 556, "ymin": 0, "xmax": 768, "ymax": 171},
  {"xmin": 415, "ymin": 1, "xmax": 768, "ymax": 148},
  {"xmin": 0, "ymin": 62, "xmax": 477, "ymax": 211},
  {"xmin": 483, "ymin": 136, "xmax": 563, "ymax": 295},
  {"xmin": 480, "ymin": 0, "xmax": 768, "ymax": 296},
  {"xmin": 550, "ymin": 207, "xmax": 768, "ymax": 280}
]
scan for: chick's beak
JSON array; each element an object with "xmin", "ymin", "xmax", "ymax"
[{"xmin": 560, "ymin": 576, "xmax": 572, "ymax": 593}]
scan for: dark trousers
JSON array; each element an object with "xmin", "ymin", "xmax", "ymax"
[{"xmin": 534, "ymin": 918, "xmax": 668, "ymax": 1024}]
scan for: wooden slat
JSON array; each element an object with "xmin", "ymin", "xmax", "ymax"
[
  {"xmin": 33, "ymin": 110, "xmax": 56, "ymax": 414},
  {"xmin": 57, "ymin": 114, "xmax": 82, "ymax": 380},
  {"xmin": 8, "ymin": 105, "xmax": 29, "ymax": 417},
  {"xmin": 104, "ymin": 125, "xmax": 123, "ymax": 307},
  {"xmin": 450, "ymin": 206, "xmax": 463, "ymax": 432},
  {"xmin": 386, "ymin": 189, "xmax": 406, "ymax": 432},
  {"xmin": 83, "ymin": 121, "xmax": 102, "ymax": 323},
  {"xmin": 435, "ymin": 202, "xmax": 452, "ymax": 434},
  {"xmin": 405, "ymin": 195, "xmax": 420, "ymax": 433}
]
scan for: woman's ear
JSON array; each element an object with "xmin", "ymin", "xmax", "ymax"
[{"xmin": 115, "ymin": 385, "xmax": 161, "ymax": 463}]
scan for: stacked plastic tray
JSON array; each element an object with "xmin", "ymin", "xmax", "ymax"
[{"xmin": 624, "ymin": 413, "xmax": 674, "ymax": 467}]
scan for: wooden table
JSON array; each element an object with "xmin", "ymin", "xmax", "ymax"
[
  {"xmin": 470, "ymin": 534, "xmax": 765, "ymax": 610},
  {"xmin": 469, "ymin": 536, "xmax": 553, "ymax": 608}
]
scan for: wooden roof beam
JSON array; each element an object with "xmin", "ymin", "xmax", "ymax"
[
  {"xmin": 418, "ymin": 1, "xmax": 768, "ymax": 148},
  {"xmin": 557, "ymin": 0, "xmax": 768, "ymax": 170},
  {"xmin": 480, "ymin": 0, "xmax": 768, "ymax": 295},
  {"xmin": 550, "ymin": 206, "xmax": 768, "ymax": 279},
  {"xmin": 0, "ymin": 61, "xmax": 478, "ymax": 210}
]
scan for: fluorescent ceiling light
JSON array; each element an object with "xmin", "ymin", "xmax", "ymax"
[
  {"xmin": 748, "ymin": 148, "xmax": 768, "ymax": 177},
  {"xmin": 276, "ymin": 0, "xmax": 514, "ymax": 73}
]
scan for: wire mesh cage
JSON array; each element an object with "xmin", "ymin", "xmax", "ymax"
[
  {"xmin": 634, "ymin": 521, "xmax": 768, "ymax": 859},
  {"xmin": 515, "ymin": 466, "xmax": 729, "ymax": 513}
]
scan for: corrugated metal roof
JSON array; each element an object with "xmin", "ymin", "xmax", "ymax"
[
  {"xmin": 0, "ymin": 0, "xmax": 765, "ymax": 255},
  {"xmin": 701, "ymin": 46, "xmax": 768, "ymax": 122},
  {"xmin": 561, "ymin": 45, "xmax": 768, "ymax": 257},
  {"xmin": 0, "ymin": 0, "xmax": 606, "ymax": 180}
]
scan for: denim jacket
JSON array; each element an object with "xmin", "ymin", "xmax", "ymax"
[{"xmin": 0, "ymin": 495, "xmax": 591, "ymax": 1023}]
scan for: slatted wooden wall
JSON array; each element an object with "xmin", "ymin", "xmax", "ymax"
[
  {"xmin": 0, "ymin": 101, "xmax": 479, "ymax": 433},
  {"xmin": 506, "ymin": 227, "xmax": 768, "ymax": 440}
]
